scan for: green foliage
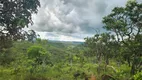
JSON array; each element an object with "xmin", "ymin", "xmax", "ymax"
[
  {"xmin": 134, "ymin": 72, "xmax": 142, "ymax": 80},
  {"xmin": 103, "ymin": 0, "xmax": 142, "ymax": 75},
  {"xmin": 0, "ymin": 0, "xmax": 40, "ymax": 51},
  {"xmin": 84, "ymin": 1, "xmax": 142, "ymax": 79},
  {"xmin": 27, "ymin": 45, "xmax": 51, "ymax": 67},
  {"xmin": 0, "ymin": 40, "xmax": 137, "ymax": 80},
  {"xmin": 85, "ymin": 33, "xmax": 118, "ymax": 66},
  {"xmin": 1, "ymin": 0, "xmax": 142, "ymax": 80},
  {"xmin": 27, "ymin": 46, "xmax": 46, "ymax": 58},
  {"xmin": 0, "ymin": 49, "xmax": 15, "ymax": 65},
  {"xmin": 114, "ymin": 64, "xmax": 131, "ymax": 79}
]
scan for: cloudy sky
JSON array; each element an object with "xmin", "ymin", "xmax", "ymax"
[{"xmin": 28, "ymin": 0, "xmax": 142, "ymax": 42}]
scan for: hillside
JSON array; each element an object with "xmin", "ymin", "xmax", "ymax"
[{"xmin": 48, "ymin": 40, "xmax": 84, "ymax": 48}]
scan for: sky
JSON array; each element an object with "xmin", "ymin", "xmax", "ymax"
[{"xmin": 27, "ymin": 0, "xmax": 142, "ymax": 42}]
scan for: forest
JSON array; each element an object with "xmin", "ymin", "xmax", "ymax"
[{"xmin": 0, "ymin": 0, "xmax": 142, "ymax": 80}]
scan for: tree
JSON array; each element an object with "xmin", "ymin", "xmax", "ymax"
[
  {"xmin": 0, "ymin": 0, "xmax": 40, "ymax": 51},
  {"xmin": 27, "ymin": 45, "xmax": 50, "ymax": 65},
  {"xmin": 25, "ymin": 30, "xmax": 39, "ymax": 42},
  {"xmin": 103, "ymin": 0, "xmax": 142, "ymax": 74},
  {"xmin": 85, "ymin": 33, "xmax": 118, "ymax": 73}
]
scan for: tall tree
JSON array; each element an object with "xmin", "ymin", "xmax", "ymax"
[
  {"xmin": 85, "ymin": 33, "xmax": 117, "ymax": 65},
  {"xmin": 103, "ymin": 0, "xmax": 142, "ymax": 74},
  {"xmin": 0, "ymin": 0, "xmax": 40, "ymax": 51}
]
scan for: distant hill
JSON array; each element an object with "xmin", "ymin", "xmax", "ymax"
[{"xmin": 48, "ymin": 40, "xmax": 84, "ymax": 48}]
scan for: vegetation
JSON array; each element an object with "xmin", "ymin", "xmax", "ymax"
[
  {"xmin": 0, "ymin": 0, "xmax": 141, "ymax": 80},
  {"xmin": 0, "ymin": 0, "xmax": 40, "ymax": 51}
]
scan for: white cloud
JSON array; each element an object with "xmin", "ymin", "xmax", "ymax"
[
  {"xmin": 37, "ymin": 32, "xmax": 85, "ymax": 42},
  {"xmin": 28, "ymin": 0, "xmax": 141, "ymax": 41}
]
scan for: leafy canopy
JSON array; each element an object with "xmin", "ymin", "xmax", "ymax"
[{"xmin": 0, "ymin": 0, "xmax": 40, "ymax": 50}]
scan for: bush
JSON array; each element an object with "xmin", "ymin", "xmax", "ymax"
[{"xmin": 134, "ymin": 72, "xmax": 142, "ymax": 80}]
